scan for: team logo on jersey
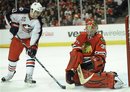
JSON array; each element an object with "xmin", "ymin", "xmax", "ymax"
[
  {"xmin": 82, "ymin": 42, "xmax": 92, "ymax": 53},
  {"xmin": 22, "ymin": 24, "xmax": 33, "ymax": 33}
]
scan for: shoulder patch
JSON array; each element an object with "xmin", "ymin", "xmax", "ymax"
[
  {"xmin": 12, "ymin": 7, "xmax": 29, "ymax": 14},
  {"xmin": 19, "ymin": 7, "xmax": 24, "ymax": 11}
]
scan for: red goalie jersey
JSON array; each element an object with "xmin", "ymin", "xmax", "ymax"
[
  {"xmin": 65, "ymin": 20, "xmax": 123, "ymax": 89},
  {"xmin": 74, "ymin": 32, "xmax": 106, "ymax": 57}
]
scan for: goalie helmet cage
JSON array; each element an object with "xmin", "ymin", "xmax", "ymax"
[{"xmin": 125, "ymin": 16, "xmax": 130, "ymax": 87}]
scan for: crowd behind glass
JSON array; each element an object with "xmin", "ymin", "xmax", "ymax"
[{"xmin": 0, "ymin": 0, "xmax": 128, "ymax": 29}]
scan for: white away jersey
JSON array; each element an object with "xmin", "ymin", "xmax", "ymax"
[{"xmin": 6, "ymin": 8, "xmax": 43, "ymax": 46}]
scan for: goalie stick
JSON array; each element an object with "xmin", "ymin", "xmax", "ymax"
[
  {"xmin": 16, "ymin": 35, "xmax": 75, "ymax": 89},
  {"xmin": 77, "ymin": 64, "xmax": 94, "ymax": 84}
]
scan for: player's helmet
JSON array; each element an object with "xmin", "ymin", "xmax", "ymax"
[
  {"xmin": 85, "ymin": 18, "xmax": 94, "ymax": 24},
  {"xmin": 31, "ymin": 2, "xmax": 43, "ymax": 13},
  {"xmin": 86, "ymin": 21, "xmax": 98, "ymax": 31},
  {"xmin": 30, "ymin": 2, "xmax": 43, "ymax": 18},
  {"xmin": 85, "ymin": 20, "xmax": 98, "ymax": 37}
]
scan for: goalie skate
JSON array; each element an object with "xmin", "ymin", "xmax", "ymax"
[
  {"xmin": 114, "ymin": 80, "xmax": 124, "ymax": 89},
  {"xmin": 1, "ymin": 71, "xmax": 16, "ymax": 82},
  {"xmin": 113, "ymin": 72, "xmax": 124, "ymax": 89},
  {"xmin": 24, "ymin": 74, "xmax": 36, "ymax": 84}
]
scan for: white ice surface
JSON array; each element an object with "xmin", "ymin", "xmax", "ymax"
[{"xmin": 0, "ymin": 45, "xmax": 130, "ymax": 92}]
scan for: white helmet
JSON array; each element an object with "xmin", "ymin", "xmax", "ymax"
[{"xmin": 31, "ymin": 2, "xmax": 43, "ymax": 13}]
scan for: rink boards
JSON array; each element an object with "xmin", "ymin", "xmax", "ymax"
[{"xmin": 0, "ymin": 24, "xmax": 126, "ymax": 47}]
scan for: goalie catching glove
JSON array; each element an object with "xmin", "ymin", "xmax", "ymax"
[{"xmin": 26, "ymin": 45, "xmax": 37, "ymax": 58}]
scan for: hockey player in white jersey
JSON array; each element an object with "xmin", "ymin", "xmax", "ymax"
[{"xmin": 1, "ymin": 2, "xmax": 44, "ymax": 84}]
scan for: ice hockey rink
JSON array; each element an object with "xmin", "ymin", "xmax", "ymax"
[{"xmin": 0, "ymin": 45, "xmax": 130, "ymax": 92}]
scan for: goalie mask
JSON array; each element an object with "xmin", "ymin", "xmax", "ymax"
[
  {"xmin": 30, "ymin": 2, "xmax": 43, "ymax": 19},
  {"xmin": 85, "ymin": 20, "xmax": 98, "ymax": 38}
]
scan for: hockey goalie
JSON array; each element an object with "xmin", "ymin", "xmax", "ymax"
[{"xmin": 65, "ymin": 19, "xmax": 124, "ymax": 89}]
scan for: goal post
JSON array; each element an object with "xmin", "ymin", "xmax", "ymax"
[
  {"xmin": 125, "ymin": 16, "xmax": 130, "ymax": 87},
  {"xmin": 125, "ymin": 0, "xmax": 130, "ymax": 87}
]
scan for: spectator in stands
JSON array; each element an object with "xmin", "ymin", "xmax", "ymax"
[
  {"xmin": 73, "ymin": 14, "xmax": 82, "ymax": 25},
  {"xmin": 50, "ymin": 17, "xmax": 59, "ymax": 26},
  {"xmin": 42, "ymin": 17, "xmax": 49, "ymax": 27},
  {"xmin": 64, "ymin": 7, "xmax": 72, "ymax": 17},
  {"xmin": 0, "ymin": 11, "xmax": 5, "ymax": 29},
  {"xmin": 0, "ymin": 0, "xmax": 128, "ymax": 27}
]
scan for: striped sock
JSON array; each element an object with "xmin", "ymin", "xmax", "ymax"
[{"xmin": 26, "ymin": 59, "xmax": 35, "ymax": 75}]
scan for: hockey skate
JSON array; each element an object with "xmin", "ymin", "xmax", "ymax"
[
  {"xmin": 113, "ymin": 72, "xmax": 124, "ymax": 89},
  {"xmin": 114, "ymin": 80, "xmax": 124, "ymax": 89},
  {"xmin": 24, "ymin": 74, "xmax": 36, "ymax": 84},
  {"xmin": 1, "ymin": 71, "xmax": 16, "ymax": 82}
]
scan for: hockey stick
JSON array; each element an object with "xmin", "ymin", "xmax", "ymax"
[
  {"xmin": 16, "ymin": 35, "xmax": 75, "ymax": 89},
  {"xmin": 77, "ymin": 64, "xmax": 94, "ymax": 84}
]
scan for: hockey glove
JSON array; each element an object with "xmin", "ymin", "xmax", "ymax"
[
  {"xmin": 27, "ymin": 45, "xmax": 37, "ymax": 58},
  {"xmin": 10, "ymin": 22, "xmax": 19, "ymax": 36},
  {"xmin": 66, "ymin": 70, "xmax": 75, "ymax": 84}
]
